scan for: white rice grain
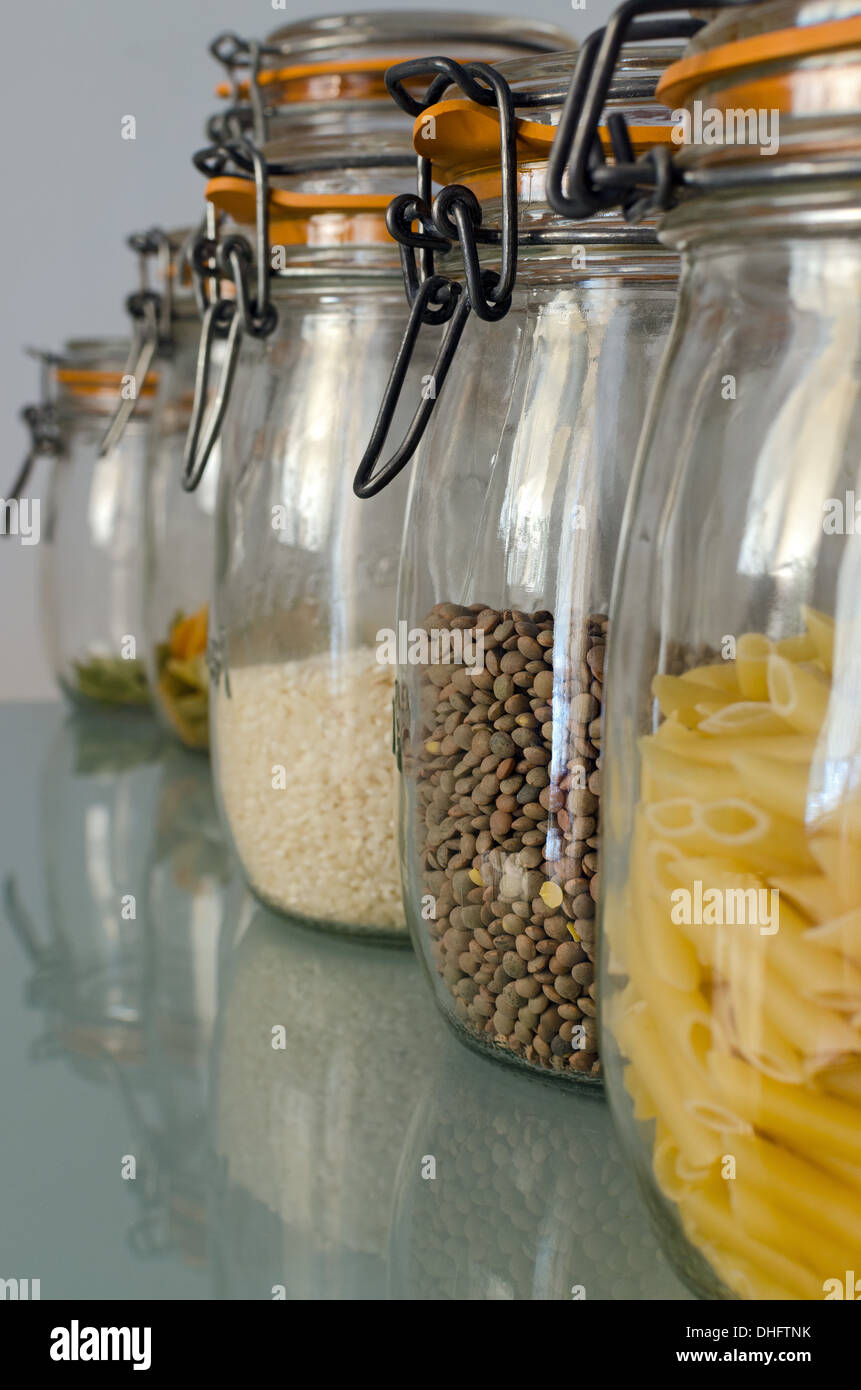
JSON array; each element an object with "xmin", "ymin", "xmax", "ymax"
[{"xmin": 214, "ymin": 648, "xmax": 406, "ymax": 931}]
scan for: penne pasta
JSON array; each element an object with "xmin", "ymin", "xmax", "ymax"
[
  {"xmin": 616, "ymin": 1004, "xmax": 738, "ymax": 1172},
  {"xmin": 677, "ymin": 1183, "xmax": 821, "ymax": 1300},
  {"xmin": 652, "ymin": 674, "xmax": 735, "ymax": 727},
  {"xmin": 680, "ymin": 662, "xmax": 742, "ymax": 693},
  {"xmin": 729, "ymin": 1183, "xmax": 856, "ymax": 1285},
  {"xmin": 809, "ymin": 833, "xmax": 861, "ymax": 909},
  {"xmin": 708, "ymin": 1052, "xmax": 861, "ymax": 1165},
  {"xmin": 774, "ymin": 632, "xmax": 818, "ymax": 662},
  {"xmin": 609, "ymin": 614, "xmax": 861, "ymax": 1299},
  {"xmin": 728, "ymin": 749, "xmax": 816, "ymax": 826},
  {"xmin": 639, "ymin": 741, "xmax": 745, "ymax": 802},
  {"xmin": 735, "ymin": 633, "xmax": 774, "ymax": 701},
  {"xmin": 771, "ymin": 872, "xmax": 845, "ymax": 924},
  {"xmin": 731, "ymin": 1133, "xmax": 861, "ymax": 1248},
  {"xmin": 801, "ymin": 605, "xmax": 834, "ymax": 673},
  {"xmin": 767, "ymin": 653, "xmax": 830, "ymax": 735},
  {"xmin": 656, "ymin": 719, "xmax": 815, "ymax": 766},
  {"xmin": 697, "ymin": 702, "xmax": 793, "ymax": 737}
]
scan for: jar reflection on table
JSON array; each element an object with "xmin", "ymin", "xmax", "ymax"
[
  {"xmin": 210, "ymin": 907, "xmax": 445, "ymax": 1299},
  {"xmin": 387, "ymin": 1031, "xmax": 690, "ymax": 1300},
  {"xmin": 34, "ymin": 711, "xmax": 164, "ymax": 1051},
  {"xmin": 5, "ymin": 711, "xmax": 236, "ymax": 1264}
]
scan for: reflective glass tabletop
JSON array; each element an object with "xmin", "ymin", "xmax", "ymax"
[{"xmin": 0, "ymin": 704, "xmax": 689, "ymax": 1301}]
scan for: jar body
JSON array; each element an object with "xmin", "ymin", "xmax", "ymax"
[
  {"xmin": 398, "ymin": 259, "xmax": 677, "ymax": 1082},
  {"xmin": 145, "ymin": 334, "xmax": 220, "ymax": 751},
  {"xmin": 41, "ymin": 404, "xmax": 152, "ymax": 709},
  {"xmin": 210, "ymin": 271, "xmax": 433, "ymax": 938},
  {"xmin": 600, "ymin": 221, "xmax": 861, "ymax": 1298}
]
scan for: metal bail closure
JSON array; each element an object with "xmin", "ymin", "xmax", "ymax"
[
  {"xmin": 99, "ymin": 227, "xmax": 174, "ymax": 457},
  {"xmin": 181, "ymin": 133, "xmax": 278, "ymax": 492},
  {"xmin": 354, "ymin": 56, "xmax": 522, "ymax": 499},
  {"xmin": 4, "ymin": 350, "xmax": 62, "ymax": 532},
  {"xmin": 181, "ymin": 297, "xmax": 244, "ymax": 493},
  {"xmin": 545, "ymin": 3, "xmax": 711, "ymax": 223},
  {"xmin": 353, "ymin": 274, "xmax": 470, "ymax": 499},
  {"xmin": 98, "ymin": 293, "xmax": 160, "ymax": 457},
  {"xmin": 209, "ymin": 32, "xmax": 273, "ymax": 149}
]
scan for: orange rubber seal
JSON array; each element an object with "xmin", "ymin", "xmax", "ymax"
[
  {"xmin": 206, "ymin": 177, "xmax": 395, "ymax": 245},
  {"xmin": 56, "ymin": 368, "xmax": 158, "ymax": 397},
  {"xmin": 413, "ymin": 98, "xmax": 675, "ymax": 186},
  {"xmin": 673, "ymin": 63, "xmax": 861, "ymax": 120},
  {"xmin": 216, "ymin": 56, "xmax": 415, "ymax": 104},
  {"xmin": 657, "ymin": 14, "xmax": 861, "ymax": 110}
]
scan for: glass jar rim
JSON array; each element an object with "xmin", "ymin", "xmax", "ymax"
[
  {"xmin": 262, "ymin": 10, "xmax": 576, "ymax": 63},
  {"xmin": 656, "ymin": 8, "xmax": 861, "ymax": 129},
  {"xmin": 684, "ymin": 0, "xmax": 860, "ymax": 57},
  {"xmin": 659, "ymin": 173, "xmax": 861, "ymax": 248}
]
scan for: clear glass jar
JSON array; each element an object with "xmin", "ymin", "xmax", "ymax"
[
  {"xmin": 41, "ymin": 342, "xmax": 157, "ymax": 709},
  {"xmin": 598, "ymin": 0, "xmax": 861, "ymax": 1300},
  {"xmin": 209, "ymin": 243, "xmax": 423, "ymax": 937},
  {"xmin": 94, "ymin": 229, "xmax": 218, "ymax": 750},
  {"xmin": 144, "ymin": 313, "xmax": 220, "ymax": 752},
  {"xmin": 385, "ymin": 50, "xmax": 679, "ymax": 1082},
  {"xmin": 199, "ymin": 15, "xmax": 572, "ymax": 938}
]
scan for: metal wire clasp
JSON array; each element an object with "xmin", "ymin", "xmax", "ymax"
[
  {"xmin": 181, "ymin": 138, "xmax": 278, "ymax": 492},
  {"xmin": 4, "ymin": 350, "xmax": 62, "ymax": 529},
  {"xmin": 99, "ymin": 229, "xmax": 172, "ymax": 457},
  {"xmin": 353, "ymin": 57, "xmax": 520, "ymax": 498},
  {"xmin": 545, "ymin": 3, "xmax": 726, "ymax": 224},
  {"xmin": 209, "ymin": 33, "xmax": 279, "ymax": 149}
]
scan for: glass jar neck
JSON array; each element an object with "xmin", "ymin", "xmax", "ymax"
[{"xmin": 660, "ymin": 178, "xmax": 861, "ymax": 252}]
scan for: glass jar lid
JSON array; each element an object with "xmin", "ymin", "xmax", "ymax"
[
  {"xmin": 657, "ymin": 0, "xmax": 861, "ymax": 168},
  {"xmin": 413, "ymin": 46, "xmax": 681, "ymax": 235}
]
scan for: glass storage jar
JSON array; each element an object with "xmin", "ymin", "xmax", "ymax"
[
  {"xmin": 190, "ymin": 15, "xmax": 571, "ymax": 939},
  {"xmin": 579, "ymin": 0, "xmax": 861, "ymax": 1300},
  {"xmin": 40, "ymin": 341, "xmax": 158, "ymax": 709},
  {"xmin": 102, "ymin": 229, "xmax": 219, "ymax": 750},
  {"xmin": 137, "ymin": 234, "xmax": 220, "ymax": 752},
  {"xmin": 356, "ymin": 48, "xmax": 681, "ymax": 1077}
]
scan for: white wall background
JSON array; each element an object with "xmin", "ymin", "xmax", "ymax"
[{"xmin": 0, "ymin": 0, "xmax": 616, "ymax": 700}]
